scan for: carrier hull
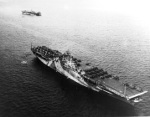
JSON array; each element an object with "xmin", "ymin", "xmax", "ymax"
[{"xmin": 31, "ymin": 45, "xmax": 148, "ymax": 104}]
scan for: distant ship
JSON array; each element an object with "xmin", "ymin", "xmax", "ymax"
[
  {"xmin": 31, "ymin": 45, "xmax": 148, "ymax": 104},
  {"xmin": 22, "ymin": 10, "xmax": 41, "ymax": 16}
]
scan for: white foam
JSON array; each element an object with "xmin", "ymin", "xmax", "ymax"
[{"xmin": 21, "ymin": 60, "xmax": 27, "ymax": 64}]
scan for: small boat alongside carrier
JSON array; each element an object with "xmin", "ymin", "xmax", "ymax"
[{"xmin": 31, "ymin": 45, "xmax": 148, "ymax": 104}]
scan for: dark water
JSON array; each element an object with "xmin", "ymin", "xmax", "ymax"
[{"xmin": 0, "ymin": 1, "xmax": 150, "ymax": 116}]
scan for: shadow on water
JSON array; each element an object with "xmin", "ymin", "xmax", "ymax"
[{"xmin": 31, "ymin": 58, "xmax": 138, "ymax": 117}]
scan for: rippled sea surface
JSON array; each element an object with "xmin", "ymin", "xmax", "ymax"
[{"xmin": 0, "ymin": 0, "xmax": 150, "ymax": 116}]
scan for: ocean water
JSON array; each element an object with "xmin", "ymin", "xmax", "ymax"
[{"xmin": 0, "ymin": 0, "xmax": 150, "ymax": 116}]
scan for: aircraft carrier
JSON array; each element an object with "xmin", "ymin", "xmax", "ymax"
[{"xmin": 31, "ymin": 45, "xmax": 148, "ymax": 104}]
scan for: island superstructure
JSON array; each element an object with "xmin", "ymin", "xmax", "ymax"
[{"xmin": 31, "ymin": 45, "xmax": 148, "ymax": 104}]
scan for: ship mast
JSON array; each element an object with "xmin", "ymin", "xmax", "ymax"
[{"xmin": 123, "ymin": 84, "xmax": 127, "ymax": 96}]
